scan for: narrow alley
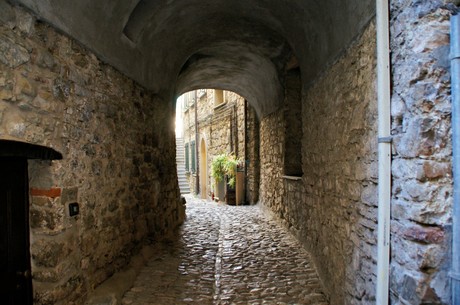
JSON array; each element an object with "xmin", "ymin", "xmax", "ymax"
[
  {"xmin": 121, "ymin": 196, "xmax": 329, "ymax": 305},
  {"xmin": 1, "ymin": 1, "xmax": 455, "ymax": 303}
]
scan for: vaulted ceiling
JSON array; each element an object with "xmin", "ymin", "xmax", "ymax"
[{"xmin": 16, "ymin": 0, "xmax": 375, "ymax": 117}]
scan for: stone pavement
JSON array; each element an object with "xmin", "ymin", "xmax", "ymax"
[{"xmin": 121, "ymin": 195, "xmax": 329, "ymax": 305}]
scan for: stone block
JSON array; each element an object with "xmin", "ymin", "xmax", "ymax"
[
  {"xmin": 417, "ymin": 245, "xmax": 446, "ymax": 270},
  {"xmin": 34, "ymin": 275, "xmax": 85, "ymax": 305},
  {"xmin": 30, "ymin": 207, "xmax": 64, "ymax": 232},
  {"xmin": 411, "ymin": 19, "xmax": 449, "ymax": 54},
  {"xmin": 360, "ymin": 184, "xmax": 377, "ymax": 206},
  {"xmin": 422, "ymin": 161, "xmax": 451, "ymax": 180},
  {"xmin": 399, "ymin": 274, "xmax": 421, "ymax": 304},
  {"xmin": 0, "ymin": 35, "xmax": 30, "ymax": 68},
  {"xmin": 402, "ymin": 225, "xmax": 445, "ymax": 244},
  {"xmin": 14, "ymin": 74, "xmax": 37, "ymax": 98},
  {"xmin": 32, "ymin": 259, "xmax": 76, "ymax": 283},
  {"xmin": 36, "ymin": 48, "xmax": 56, "ymax": 70},
  {"xmin": 392, "ymin": 158, "xmax": 424, "ymax": 180},
  {"xmin": 399, "ymin": 180, "xmax": 437, "ymax": 202},
  {"xmin": 0, "ymin": 1, "xmax": 15, "ymax": 26},
  {"xmin": 61, "ymin": 187, "xmax": 78, "ymax": 204},
  {"xmin": 31, "ymin": 196, "xmax": 53, "ymax": 207},
  {"xmin": 31, "ymin": 239, "xmax": 71, "ymax": 268}
]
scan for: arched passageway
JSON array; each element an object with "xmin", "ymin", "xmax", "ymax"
[{"xmin": 1, "ymin": 0, "xmax": 454, "ymax": 304}]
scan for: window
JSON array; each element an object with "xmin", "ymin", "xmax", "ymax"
[
  {"xmin": 214, "ymin": 89, "xmax": 225, "ymax": 106},
  {"xmin": 284, "ymin": 69, "xmax": 303, "ymax": 177},
  {"xmin": 197, "ymin": 89, "xmax": 206, "ymax": 98},
  {"xmin": 183, "ymin": 91, "xmax": 195, "ymax": 110},
  {"xmin": 185, "ymin": 143, "xmax": 190, "ymax": 172},
  {"xmin": 191, "ymin": 141, "xmax": 196, "ymax": 173}
]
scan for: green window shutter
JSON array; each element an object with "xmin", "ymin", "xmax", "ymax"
[
  {"xmin": 185, "ymin": 143, "xmax": 189, "ymax": 171},
  {"xmin": 191, "ymin": 141, "xmax": 196, "ymax": 173}
]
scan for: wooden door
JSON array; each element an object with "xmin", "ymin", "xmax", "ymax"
[{"xmin": 0, "ymin": 158, "xmax": 33, "ymax": 305}]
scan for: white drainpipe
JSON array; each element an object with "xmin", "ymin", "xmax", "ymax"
[
  {"xmin": 376, "ymin": 0, "xmax": 391, "ymax": 304},
  {"xmin": 450, "ymin": 13, "xmax": 460, "ymax": 305}
]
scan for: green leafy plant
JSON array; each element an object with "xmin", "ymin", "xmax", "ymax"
[
  {"xmin": 211, "ymin": 152, "xmax": 242, "ymax": 188},
  {"xmin": 211, "ymin": 153, "xmax": 228, "ymax": 183}
]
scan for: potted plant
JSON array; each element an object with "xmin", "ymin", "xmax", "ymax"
[{"xmin": 211, "ymin": 152, "xmax": 242, "ymax": 205}]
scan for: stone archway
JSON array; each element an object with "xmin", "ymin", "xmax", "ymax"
[{"xmin": 199, "ymin": 138, "xmax": 208, "ymax": 200}]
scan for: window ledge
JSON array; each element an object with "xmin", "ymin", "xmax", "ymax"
[
  {"xmin": 214, "ymin": 102, "xmax": 227, "ymax": 110},
  {"xmin": 282, "ymin": 175, "xmax": 302, "ymax": 181}
]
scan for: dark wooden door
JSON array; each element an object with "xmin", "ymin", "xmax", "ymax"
[{"xmin": 0, "ymin": 158, "xmax": 33, "ymax": 305}]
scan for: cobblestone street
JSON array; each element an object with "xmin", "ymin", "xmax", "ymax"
[{"xmin": 121, "ymin": 195, "xmax": 329, "ymax": 305}]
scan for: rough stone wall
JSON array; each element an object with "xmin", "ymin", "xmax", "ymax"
[
  {"xmin": 301, "ymin": 23, "xmax": 378, "ymax": 304},
  {"xmin": 259, "ymin": 22, "xmax": 378, "ymax": 304},
  {"xmin": 209, "ymin": 105, "xmax": 233, "ymax": 156},
  {"xmin": 389, "ymin": 1, "xmax": 454, "ymax": 303},
  {"xmin": 246, "ymin": 106, "xmax": 260, "ymax": 204},
  {"xmin": 0, "ymin": 4, "xmax": 184, "ymax": 304},
  {"xmin": 259, "ymin": 110, "xmax": 285, "ymax": 213}
]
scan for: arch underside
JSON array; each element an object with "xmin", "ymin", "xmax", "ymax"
[{"xmin": 16, "ymin": 0, "xmax": 374, "ymax": 118}]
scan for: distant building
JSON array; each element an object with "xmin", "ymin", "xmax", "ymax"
[{"xmin": 178, "ymin": 89, "xmax": 259, "ymax": 204}]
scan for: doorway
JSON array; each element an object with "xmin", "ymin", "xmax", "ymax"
[
  {"xmin": 200, "ymin": 138, "xmax": 207, "ymax": 199},
  {"xmin": 0, "ymin": 140, "xmax": 62, "ymax": 305},
  {"xmin": 0, "ymin": 157, "xmax": 33, "ymax": 305}
]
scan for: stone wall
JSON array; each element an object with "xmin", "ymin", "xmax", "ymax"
[
  {"xmin": 259, "ymin": 22, "xmax": 378, "ymax": 304},
  {"xmin": 301, "ymin": 22, "xmax": 378, "ymax": 304},
  {"xmin": 259, "ymin": 110, "xmax": 285, "ymax": 214},
  {"xmin": 245, "ymin": 101, "xmax": 260, "ymax": 204},
  {"xmin": 0, "ymin": 4, "xmax": 185, "ymax": 304},
  {"xmin": 389, "ymin": 1, "xmax": 454, "ymax": 303}
]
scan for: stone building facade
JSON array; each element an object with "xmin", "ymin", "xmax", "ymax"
[
  {"xmin": 0, "ymin": 0, "xmax": 459, "ymax": 304},
  {"xmin": 179, "ymin": 89, "xmax": 259, "ymax": 204}
]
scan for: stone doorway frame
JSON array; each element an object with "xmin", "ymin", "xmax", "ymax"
[{"xmin": 199, "ymin": 137, "xmax": 208, "ymax": 199}]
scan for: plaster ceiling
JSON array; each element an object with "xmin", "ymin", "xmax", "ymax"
[{"xmin": 14, "ymin": 0, "xmax": 375, "ymax": 117}]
